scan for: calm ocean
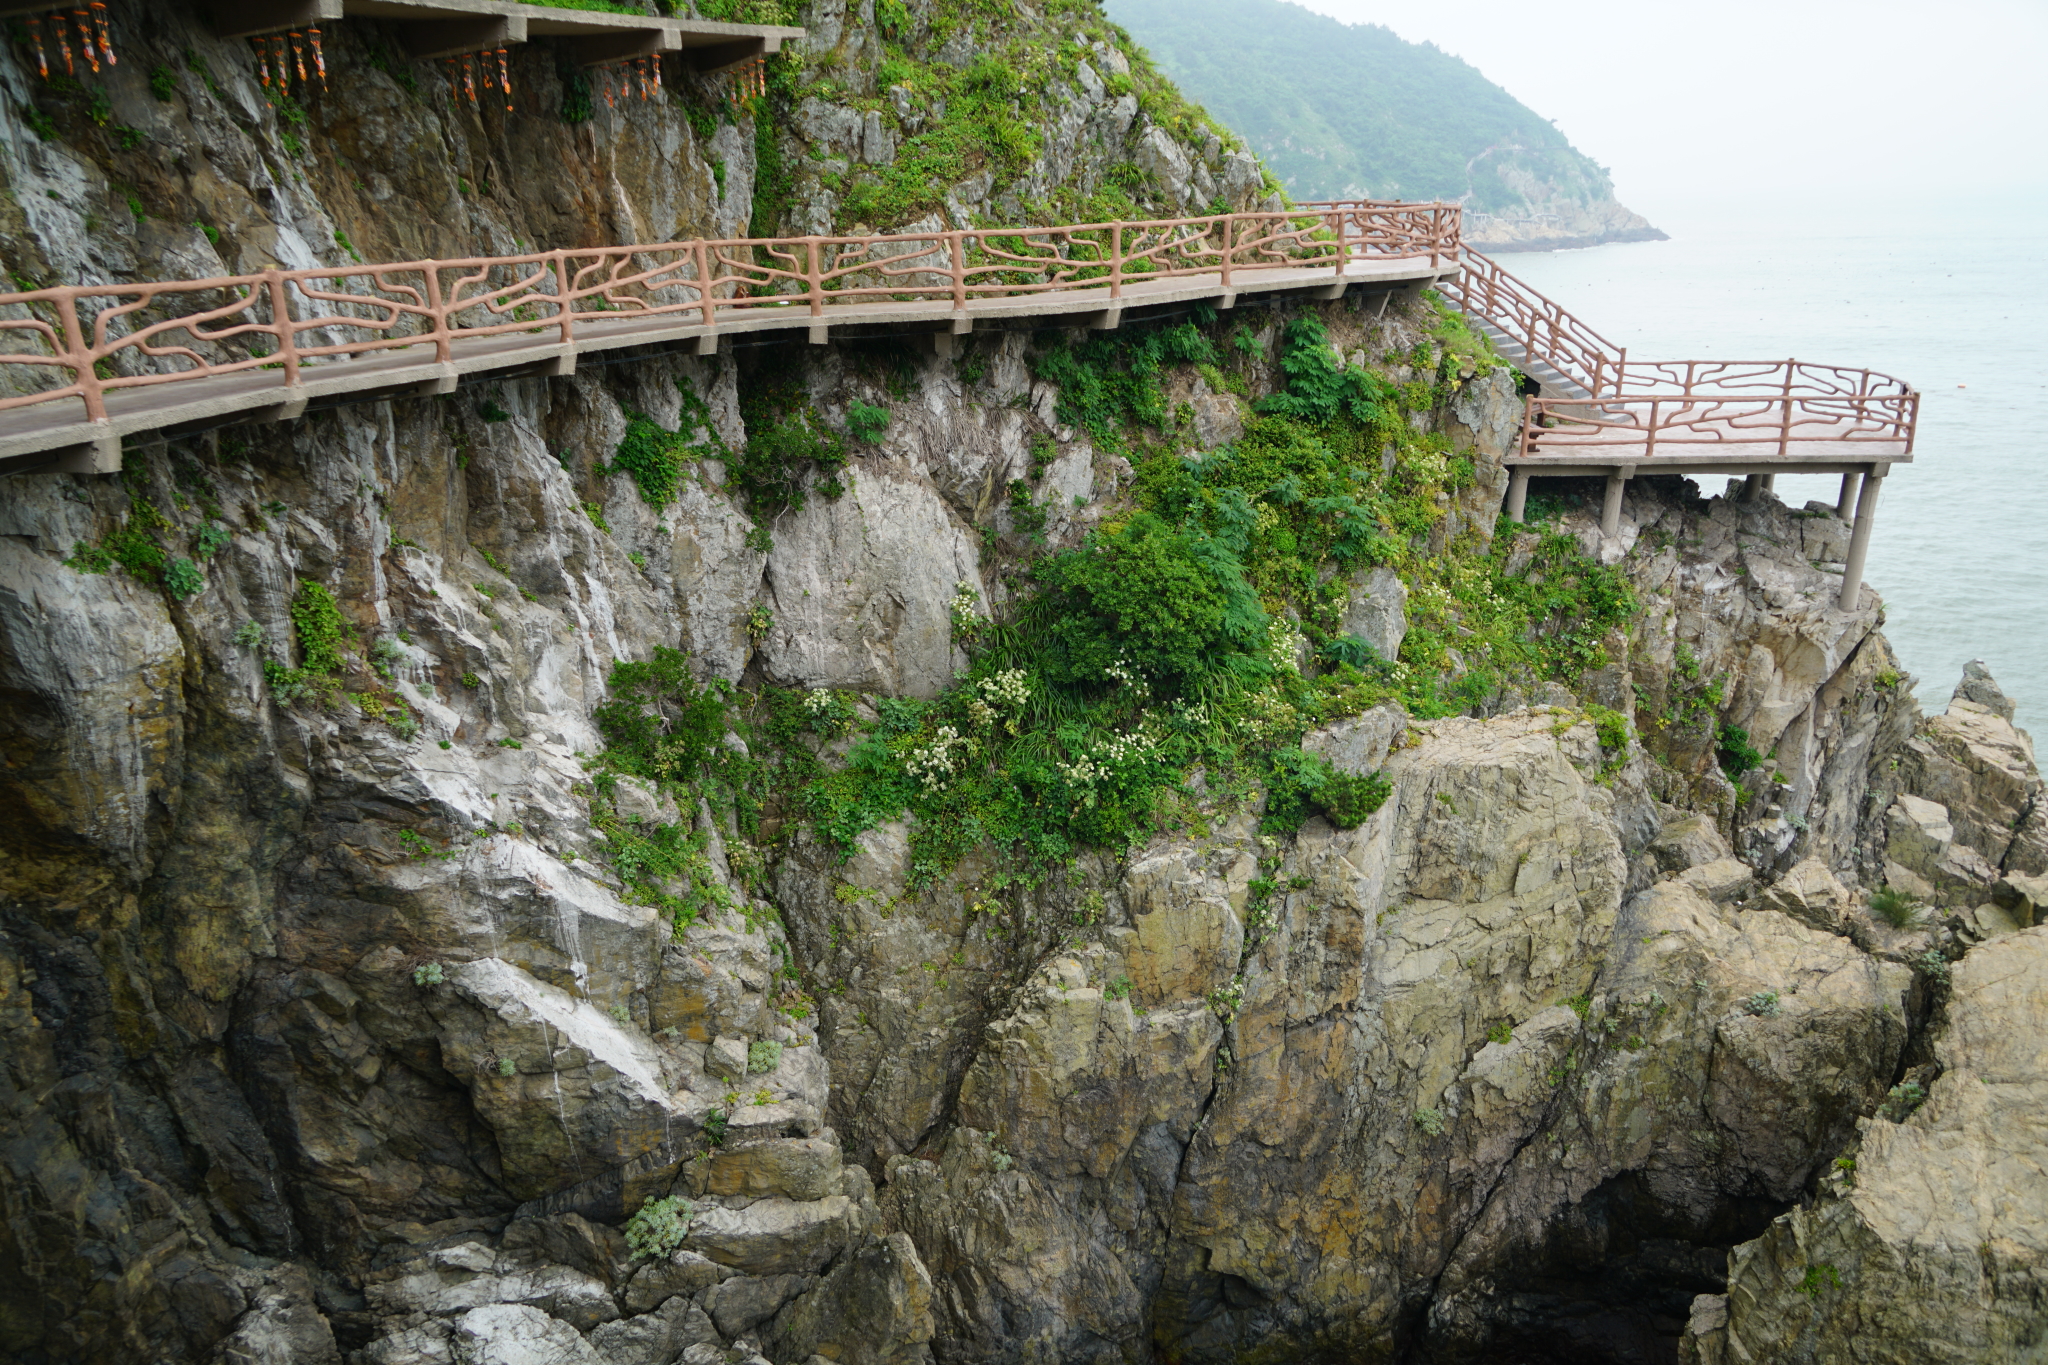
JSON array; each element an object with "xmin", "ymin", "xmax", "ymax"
[{"xmin": 1496, "ymin": 208, "xmax": 2047, "ymax": 736}]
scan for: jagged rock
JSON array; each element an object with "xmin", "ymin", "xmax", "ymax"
[
  {"xmin": 364, "ymin": 1243, "xmax": 618, "ymax": 1331},
  {"xmin": 765, "ymin": 1232, "xmax": 936, "ymax": 1365},
  {"xmin": 685, "ymin": 1197, "xmax": 858, "ymax": 1277},
  {"xmin": 759, "ymin": 467, "xmax": 980, "ymax": 699},
  {"xmin": 702, "ymin": 1138, "xmax": 843, "ymax": 1203},
  {"xmin": 1886, "ymin": 794, "xmax": 2001, "ymax": 901},
  {"xmin": 586, "ymin": 1297, "xmax": 719, "ymax": 1365},
  {"xmin": 1302, "ymin": 703, "xmax": 1406, "ymax": 776},
  {"xmin": 1341, "ymin": 565, "xmax": 1409, "ymax": 661},
  {"xmin": 1121, "ymin": 852, "xmax": 1246, "ymax": 1007},
  {"xmin": 1994, "ymin": 872, "xmax": 2048, "ymax": 928},
  {"xmin": 427, "ymin": 958, "xmax": 700, "ymax": 1202},
  {"xmin": 1679, "ymin": 855, "xmax": 1757, "ymax": 905},
  {"xmin": 1650, "ymin": 810, "xmax": 1734, "ymax": 873},
  {"xmin": 1952, "ymin": 658, "xmax": 2017, "ymax": 720},
  {"xmin": 619, "ymin": 1250, "xmax": 731, "ymax": 1316},
  {"xmin": 706, "ymin": 1036, "xmax": 750, "ymax": 1083},
  {"xmin": 1696, "ymin": 926, "xmax": 2048, "ymax": 1363},
  {"xmin": 446, "ymin": 1304, "xmax": 602, "ymax": 1365},
  {"xmin": 1898, "ymin": 665, "xmax": 2043, "ymax": 873},
  {"xmin": 1757, "ymin": 856, "xmax": 1853, "ymax": 933},
  {"xmin": 497, "ymin": 1214, "xmax": 628, "ymax": 1289},
  {"xmin": 704, "ymin": 1272, "xmax": 816, "ymax": 1340}
]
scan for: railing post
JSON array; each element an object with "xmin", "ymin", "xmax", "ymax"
[
  {"xmin": 553, "ymin": 250, "xmax": 576, "ymax": 345},
  {"xmin": 1219, "ymin": 215, "xmax": 1233, "ymax": 289},
  {"xmin": 1110, "ymin": 223, "xmax": 1123, "ymax": 301},
  {"xmin": 1643, "ymin": 398, "xmax": 1659, "ymax": 460},
  {"xmin": 265, "ymin": 271, "xmax": 300, "ymax": 385},
  {"xmin": 695, "ymin": 242, "xmax": 714, "ymax": 328},
  {"xmin": 950, "ymin": 232, "xmax": 967, "ymax": 313},
  {"xmin": 423, "ymin": 264, "xmax": 451, "ymax": 364},
  {"xmin": 56, "ymin": 291, "xmax": 105, "ymax": 422},
  {"xmin": 1777, "ymin": 357, "xmax": 1795, "ymax": 459},
  {"xmin": 806, "ymin": 237, "xmax": 823, "ymax": 317}
]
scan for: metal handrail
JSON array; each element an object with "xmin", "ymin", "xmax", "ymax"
[{"xmin": 0, "ymin": 201, "xmax": 1462, "ymax": 427}]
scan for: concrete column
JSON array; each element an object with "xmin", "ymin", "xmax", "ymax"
[
  {"xmin": 1739, "ymin": 473, "xmax": 1763, "ymax": 502},
  {"xmin": 1836, "ymin": 470, "xmax": 1860, "ymax": 518},
  {"xmin": 1506, "ymin": 467, "xmax": 1530, "ymax": 523},
  {"xmin": 1838, "ymin": 465, "xmax": 1885, "ymax": 611},
  {"xmin": 1760, "ymin": 473, "xmax": 1776, "ymax": 494},
  {"xmin": 1601, "ymin": 469, "xmax": 1628, "ymax": 537}
]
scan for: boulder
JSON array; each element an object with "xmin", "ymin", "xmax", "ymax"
[
  {"xmin": 766, "ymin": 1232, "xmax": 936, "ymax": 1365},
  {"xmin": 1698, "ymin": 926, "xmax": 2048, "ymax": 1362},
  {"xmin": 685, "ymin": 1196, "xmax": 858, "ymax": 1276},
  {"xmin": 1341, "ymin": 566, "xmax": 1409, "ymax": 662},
  {"xmin": 704, "ymin": 1272, "xmax": 815, "ymax": 1340},
  {"xmin": 1301, "ymin": 703, "xmax": 1406, "ymax": 777},
  {"xmin": 447, "ymin": 1304, "xmax": 603, "ymax": 1365},
  {"xmin": 1121, "ymin": 853, "xmax": 1245, "ymax": 1006}
]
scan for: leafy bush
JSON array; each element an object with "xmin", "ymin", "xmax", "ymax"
[
  {"xmin": 1413, "ymin": 1107, "xmax": 1445, "ymax": 1137},
  {"xmin": 1485, "ymin": 1021, "xmax": 1512, "ymax": 1046},
  {"xmin": 623, "ymin": 1194, "xmax": 693, "ymax": 1261},
  {"xmin": 163, "ymin": 558, "xmax": 206, "ymax": 600},
  {"xmin": 1027, "ymin": 511, "xmax": 1266, "ymax": 696},
  {"xmin": 1868, "ymin": 885, "xmax": 1918, "ymax": 928},
  {"xmin": 1717, "ymin": 722, "xmax": 1765, "ymax": 778},
  {"xmin": 1914, "ymin": 949, "xmax": 1951, "ymax": 985},
  {"xmin": 1796, "ymin": 1263, "xmax": 1842, "ymax": 1298},
  {"xmin": 747, "ymin": 1039, "xmax": 783, "ymax": 1074},
  {"xmin": 1320, "ymin": 769, "xmax": 1392, "ymax": 827},
  {"xmin": 1743, "ymin": 989, "xmax": 1781, "ymax": 1018},
  {"xmin": 1255, "ymin": 315, "xmax": 1393, "ymax": 424}
]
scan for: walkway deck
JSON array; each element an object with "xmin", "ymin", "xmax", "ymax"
[{"xmin": 0, "ymin": 204, "xmax": 1460, "ymax": 476}]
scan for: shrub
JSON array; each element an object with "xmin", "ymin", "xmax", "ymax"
[
  {"xmin": 1413, "ymin": 1107, "xmax": 1445, "ymax": 1138},
  {"xmin": 1743, "ymin": 989, "xmax": 1781, "ymax": 1018},
  {"xmin": 1319, "ymin": 769, "xmax": 1392, "ymax": 828},
  {"xmin": 412, "ymin": 962, "xmax": 445, "ymax": 986},
  {"xmin": 1914, "ymin": 949, "xmax": 1951, "ymax": 985},
  {"xmin": 1716, "ymin": 722, "xmax": 1765, "ymax": 777},
  {"xmin": 747, "ymin": 1039, "xmax": 783, "ymax": 1074},
  {"xmin": 1869, "ymin": 885, "xmax": 1918, "ymax": 928},
  {"xmin": 623, "ymin": 1194, "xmax": 693, "ymax": 1260},
  {"xmin": 1485, "ymin": 1021, "xmax": 1512, "ymax": 1046},
  {"xmin": 1027, "ymin": 511, "xmax": 1266, "ymax": 696}
]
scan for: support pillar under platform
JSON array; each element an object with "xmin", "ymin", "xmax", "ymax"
[
  {"xmin": 1600, "ymin": 465, "xmax": 1633, "ymax": 537},
  {"xmin": 1838, "ymin": 465, "xmax": 1885, "ymax": 611},
  {"xmin": 1837, "ymin": 470, "xmax": 1861, "ymax": 518},
  {"xmin": 1506, "ymin": 467, "xmax": 1530, "ymax": 523}
]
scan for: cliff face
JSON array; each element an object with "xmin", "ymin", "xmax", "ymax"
[{"xmin": 3, "ymin": 5, "xmax": 2046, "ymax": 1365}]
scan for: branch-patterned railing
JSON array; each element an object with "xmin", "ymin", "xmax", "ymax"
[
  {"xmin": 0, "ymin": 202, "xmax": 1460, "ymax": 427},
  {"xmin": 1407, "ymin": 233, "xmax": 1921, "ymax": 461}
]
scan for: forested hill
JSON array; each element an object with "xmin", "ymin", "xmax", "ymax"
[{"xmin": 1104, "ymin": 0, "xmax": 1665, "ymax": 250}]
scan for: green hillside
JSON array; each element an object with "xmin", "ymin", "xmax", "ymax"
[{"xmin": 1103, "ymin": 0, "xmax": 1616, "ymax": 211}]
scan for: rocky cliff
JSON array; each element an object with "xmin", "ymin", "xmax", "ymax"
[{"xmin": 2, "ymin": 4, "xmax": 2044, "ymax": 1365}]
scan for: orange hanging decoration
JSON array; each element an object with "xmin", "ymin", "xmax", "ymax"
[
  {"xmin": 74, "ymin": 12, "xmax": 98, "ymax": 75},
  {"xmin": 496, "ymin": 48, "xmax": 511, "ymax": 113},
  {"xmin": 53, "ymin": 15, "xmax": 73, "ymax": 78},
  {"xmin": 289, "ymin": 30, "xmax": 307, "ymax": 84},
  {"xmin": 90, "ymin": 1, "xmax": 112, "ymax": 66},
  {"xmin": 310, "ymin": 28, "xmax": 326, "ymax": 89},
  {"xmin": 604, "ymin": 69, "xmax": 615, "ymax": 109},
  {"xmin": 652, "ymin": 54, "xmax": 662, "ymax": 96},
  {"xmin": 465, "ymin": 55, "xmax": 478, "ymax": 105},
  {"xmin": 26, "ymin": 16, "xmax": 48, "ymax": 80}
]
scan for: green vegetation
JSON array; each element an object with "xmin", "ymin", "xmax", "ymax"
[
  {"xmin": 623, "ymin": 1194, "xmax": 693, "ymax": 1260},
  {"xmin": 607, "ymin": 376, "xmax": 728, "ymax": 512},
  {"xmin": 747, "ymin": 1039, "xmax": 783, "ymax": 1074},
  {"xmin": 1796, "ymin": 1264, "xmax": 1842, "ymax": 1298},
  {"xmin": 1868, "ymin": 885, "xmax": 1919, "ymax": 929},
  {"xmin": 1716, "ymin": 721, "xmax": 1765, "ymax": 778},
  {"xmin": 1107, "ymin": 0, "xmax": 1625, "ymax": 211},
  {"xmin": 581, "ymin": 303, "xmax": 1633, "ymax": 912},
  {"xmin": 1413, "ymin": 1107, "xmax": 1445, "ymax": 1138},
  {"xmin": 1743, "ymin": 989, "xmax": 1781, "ymax": 1018},
  {"xmin": 1878, "ymin": 1080, "xmax": 1926, "ymax": 1122}
]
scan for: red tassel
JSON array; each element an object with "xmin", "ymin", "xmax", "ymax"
[
  {"xmin": 310, "ymin": 28, "xmax": 326, "ymax": 89},
  {"xmin": 27, "ymin": 16, "xmax": 48, "ymax": 80},
  {"xmin": 497, "ymin": 47, "xmax": 511, "ymax": 112},
  {"xmin": 54, "ymin": 15, "xmax": 72, "ymax": 78},
  {"xmin": 290, "ymin": 30, "xmax": 307, "ymax": 84}
]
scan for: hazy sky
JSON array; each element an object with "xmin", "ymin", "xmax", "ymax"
[{"xmin": 1282, "ymin": 0, "xmax": 2048, "ymax": 229}]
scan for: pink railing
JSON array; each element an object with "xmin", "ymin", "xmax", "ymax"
[{"xmin": 0, "ymin": 201, "xmax": 1460, "ymax": 427}]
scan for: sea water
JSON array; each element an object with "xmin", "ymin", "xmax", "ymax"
[{"xmin": 1496, "ymin": 205, "xmax": 2046, "ymax": 736}]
